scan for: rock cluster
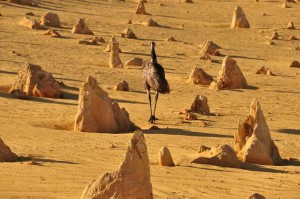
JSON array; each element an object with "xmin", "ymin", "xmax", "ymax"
[
  {"xmin": 19, "ymin": 17, "xmax": 42, "ymax": 29},
  {"xmin": 10, "ymin": 63, "xmax": 61, "ymax": 98}
]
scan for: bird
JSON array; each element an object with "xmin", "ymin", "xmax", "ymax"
[{"xmin": 143, "ymin": 42, "xmax": 170, "ymax": 123}]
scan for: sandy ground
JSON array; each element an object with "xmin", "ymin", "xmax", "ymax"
[{"xmin": 0, "ymin": 0, "xmax": 300, "ymax": 198}]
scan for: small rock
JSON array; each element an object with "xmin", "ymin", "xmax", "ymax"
[
  {"xmin": 248, "ymin": 193, "xmax": 266, "ymax": 199},
  {"xmin": 114, "ymin": 80, "xmax": 129, "ymax": 91},
  {"xmin": 149, "ymin": 126, "xmax": 160, "ymax": 130},
  {"xmin": 188, "ymin": 67, "xmax": 213, "ymax": 86},
  {"xmin": 41, "ymin": 12, "xmax": 60, "ymax": 27},
  {"xmin": 135, "ymin": 1, "xmax": 146, "ymax": 15},
  {"xmin": 125, "ymin": 57, "xmax": 143, "ymax": 66},
  {"xmin": 11, "ymin": 51, "xmax": 21, "ymax": 56},
  {"xmin": 186, "ymin": 95, "xmax": 210, "ymax": 115},
  {"xmin": 19, "ymin": 16, "xmax": 42, "ymax": 30},
  {"xmin": 43, "ymin": 29, "xmax": 61, "ymax": 38},
  {"xmin": 143, "ymin": 18, "xmax": 159, "ymax": 27},
  {"xmin": 255, "ymin": 66, "xmax": 275, "ymax": 76},
  {"xmin": 289, "ymin": 60, "xmax": 300, "ymax": 68},
  {"xmin": 71, "ymin": 18, "xmax": 94, "ymax": 35},
  {"xmin": 287, "ymin": 21, "xmax": 295, "ymax": 29},
  {"xmin": 25, "ymin": 11, "xmax": 34, "ymax": 16},
  {"xmin": 295, "ymin": 46, "xmax": 300, "ymax": 50},
  {"xmin": 185, "ymin": 113, "xmax": 197, "ymax": 120},
  {"xmin": 266, "ymin": 40, "xmax": 274, "ymax": 45},
  {"xmin": 158, "ymin": 146, "xmax": 175, "ymax": 166},
  {"xmin": 165, "ymin": 37, "xmax": 176, "ymax": 41},
  {"xmin": 197, "ymin": 145, "xmax": 211, "ymax": 153},
  {"xmin": 231, "ymin": 6, "xmax": 250, "ymax": 28},
  {"xmin": 121, "ymin": 28, "xmax": 137, "ymax": 39},
  {"xmin": 127, "ymin": 19, "xmax": 132, "ymax": 24},
  {"xmin": 289, "ymin": 35, "xmax": 297, "ymax": 40}
]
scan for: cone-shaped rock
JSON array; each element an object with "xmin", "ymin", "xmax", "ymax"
[
  {"xmin": 19, "ymin": 17, "xmax": 42, "ymax": 29},
  {"xmin": 121, "ymin": 28, "xmax": 137, "ymax": 39},
  {"xmin": 0, "ymin": 138, "xmax": 19, "ymax": 162},
  {"xmin": 287, "ymin": 21, "xmax": 295, "ymax": 29},
  {"xmin": 231, "ymin": 6, "xmax": 250, "ymax": 28},
  {"xmin": 109, "ymin": 42, "xmax": 123, "ymax": 68},
  {"xmin": 158, "ymin": 146, "xmax": 175, "ymax": 166},
  {"xmin": 74, "ymin": 76, "xmax": 138, "ymax": 133},
  {"xmin": 10, "ymin": 63, "xmax": 61, "ymax": 98},
  {"xmin": 114, "ymin": 80, "xmax": 129, "ymax": 91},
  {"xmin": 234, "ymin": 99, "xmax": 283, "ymax": 165},
  {"xmin": 40, "ymin": 12, "xmax": 60, "ymax": 27},
  {"xmin": 143, "ymin": 18, "xmax": 159, "ymax": 27},
  {"xmin": 80, "ymin": 130, "xmax": 153, "ymax": 199},
  {"xmin": 211, "ymin": 56, "xmax": 248, "ymax": 90},
  {"xmin": 135, "ymin": 1, "xmax": 146, "ymax": 14},
  {"xmin": 188, "ymin": 67, "xmax": 213, "ymax": 85},
  {"xmin": 71, "ymin": 18, "xmax": 94, "ymax": 35},
  {"xmin": 186, "ymin": 95, "xmax": 210, "ymax": 115},
  {"xmin": 200, "ymin": 40, "xmax": 221, "ymax": 56},
  {"xmin": 178, "ymin": 145, "xmax": 241, "ymax": 168}
]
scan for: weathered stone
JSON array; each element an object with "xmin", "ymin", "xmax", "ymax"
[
  {"xmin": 178, "ymin": 145, "xmax": 241, "ymax": 168},
  {"xmin": 71, "ymin": 18, "xmax": 94, "ymax": 35},
  {"xmin": 109, "ymin": 42, "xmax": 123, "ymax": 68},
  {"xmin": 248, "ymin": 193, "xmax": 266, "ymax": 199},
  {"xmin": 143, "ymin": 18, "xmax": 159, "ymax": 27},
  {"xmin": 10, "ymin": 63, "xmax": 61, "ymax": 98},
  {"xmin": 287, "ymin": 21, "xmax": 295, "ymax": 29},
  {"xmin": 289, "ymin": 35, "xmax": 297, "ymax": 40},
  {"xmin": 255, "ymin": 66, "xmax": 274, "ymax": 76},
  {"xmin": 158, "ymin": 146, "xmax": 174, "ymax": 166},
  {"xmin": 43, "ymin": 29, "xmax": 61, "ymax": 37},
  {"xmin": 0, "ymin": 138, "xmax": 19, "ymax": 162},
  {"xmin": 210, "ymin": 56, "xmax": 248, "ymax": 90},
  {"xmin": 200, "ymin": 41, "xmax": 221, "ymax": 56},
  {"xmin": 135, "ymin": 1, "xmax": 146, "ymax": 14},
  {"xmin": 104, "ymin": 36, "xmax": 121, "ymax": 53},
  {"xmin": 125, "ymin": 58, "xmax": 143, "ymax": 66},
  {"xmin": 41, "ymin": 12, "xmax": 60, "ymax": 27},
  {"xmin": 289, "ymin": 60, "xmax": 300, "ymax": 68},
  {"xmin": 19, "ymin": 17, "xmax": 42, "ymax": 29},
  {"xmin": 114, "ymin": 80, "xmax": 129, "ymax": 91},
  {"xmin": 80, "ymin": 130, "xmax": 153, "ymax": 199},
  {"xmin": 188, "ymin": 67, "xmax": 213, "ymax": 85},
  {"xmin": 74, "ymin": 76, "xmax": 138, "ymax": 133},
  {"xmin": 231, "ymin": 6, "xmax": 250, "ymax": 28},
  {"xmin": 186, "ymin": 95, "xmax": 210, "ymax": 115},
  {"xmin": 234, "ymin": 99, "xmax": 283, "ymax": 165},
  {"xmin": 121, "ymin": 28, "xmax": 137, "ymax": 39}
]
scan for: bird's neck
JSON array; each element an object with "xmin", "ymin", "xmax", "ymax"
[{"xmin": 151, "ymin": 46, "xmax": 157, "ymax": 63}]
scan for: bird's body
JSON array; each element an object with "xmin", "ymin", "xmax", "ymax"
[{"xmin": 143, "ymin": 42, "xmax": 170, "ymax": 123}]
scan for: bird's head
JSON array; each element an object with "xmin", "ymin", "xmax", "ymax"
[{"xmin": 150, "ymin": 42, "xmax": 156, "ymax": 48}]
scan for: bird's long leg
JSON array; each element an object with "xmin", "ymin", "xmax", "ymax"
[
  {"xmin": 153, "ymin": 91, "xmax": 159, "ymax": 121},
  {"xmin": 147, "ymin": 89, "xmax": 153, "ymax": 122}
]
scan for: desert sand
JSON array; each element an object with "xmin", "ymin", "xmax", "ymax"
[{"xmin": 0, "ymin": 0, "xmax": 299, "ymax": 198}]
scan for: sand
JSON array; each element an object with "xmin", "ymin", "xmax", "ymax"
[{"xmin": 0, "ymin": 0, "xmax": 299, "ymax": 198}]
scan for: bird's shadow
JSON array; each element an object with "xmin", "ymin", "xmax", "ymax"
[{"xmin": 143, "ymin": 127, "xmax": 233, "ymax": 138}]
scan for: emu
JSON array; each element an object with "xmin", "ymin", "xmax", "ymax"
[{"xmin": 143, "ymin": 42, "xmax": 170, "ymax": 123}]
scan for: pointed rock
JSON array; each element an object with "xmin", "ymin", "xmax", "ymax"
[
  {"xmin": 270, "ymin": 32, "xmax": 278, "ymax": 40},
  {"xmin": 10, "ymin": 63, "xmax": 61, "ymax": 98},
  {"xmin": 234, "ymin": 99, "xmax": 283, "ymax": 165},
  {"xmin": 200, "ymin": 40, "xmax": 221, "ymax": 56},
  {"xmin": 158, "ymin": 146, "xmax": 175, "ymax": 166},
  {"xmin": 178, "ymin": 145, "xmax": 241, "ymax": 168},
  {"xmin": 231, "ymin": 6, "xmax": 250, "ymax": 28},
  {"xmin": 121, "ymin": 28, "xmax": 137, "ymax": 39},
  {"xmin": 135, "ymin": 1, "xmax": 146, "ymax": 15},
  {"xmin": 143, "ymin": 18, "xmax": 159, "ymax": 27},
  {"xmin": 210, "ymin": 56, "xmax": 248, "ymax": 90},
  {"xmin": 114, "ymin": 80, "xmax": 129, "ymax": 91},
  {"xmin": 74, "ymin": 76, "xmax": 138, "ymax": 133},
  {"xmin": 0, "ymin": 138, "xmax": 19, "ymax": 162},
  {"xmin": 289, "ymin": 35, "xmax": 297, "ymax": 40},
  {"xmin": 19, "ymin": 17, "xmax": 42, "ymax": 29},
  {"xmin": 289, "ymin": 60, "xmax": 300, "ymax": 68},
  {"xmin": 71, "ymin": 18, "xmax": 94, "ymax": 35},
  {"xmin": 188, "ymin": 67, "xmax": 213, "ymax": 85},
  {"xmin": 186, "ymin": 95, "xmax": 210, "ymax": 115},
  {"xmin": 287, "ymin": 21, "xmax": 295, "ymax": 29},
  {"xmin": 109, "ymin": 42, "xmax": 123, "ymax": 68},
  {"xmin": 80, "ymin": 130, "xmax": 153, "ymax": 199},
  {"xmin": 40, "ymin": 12, "xmax": 60, "ymax": 27}
]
